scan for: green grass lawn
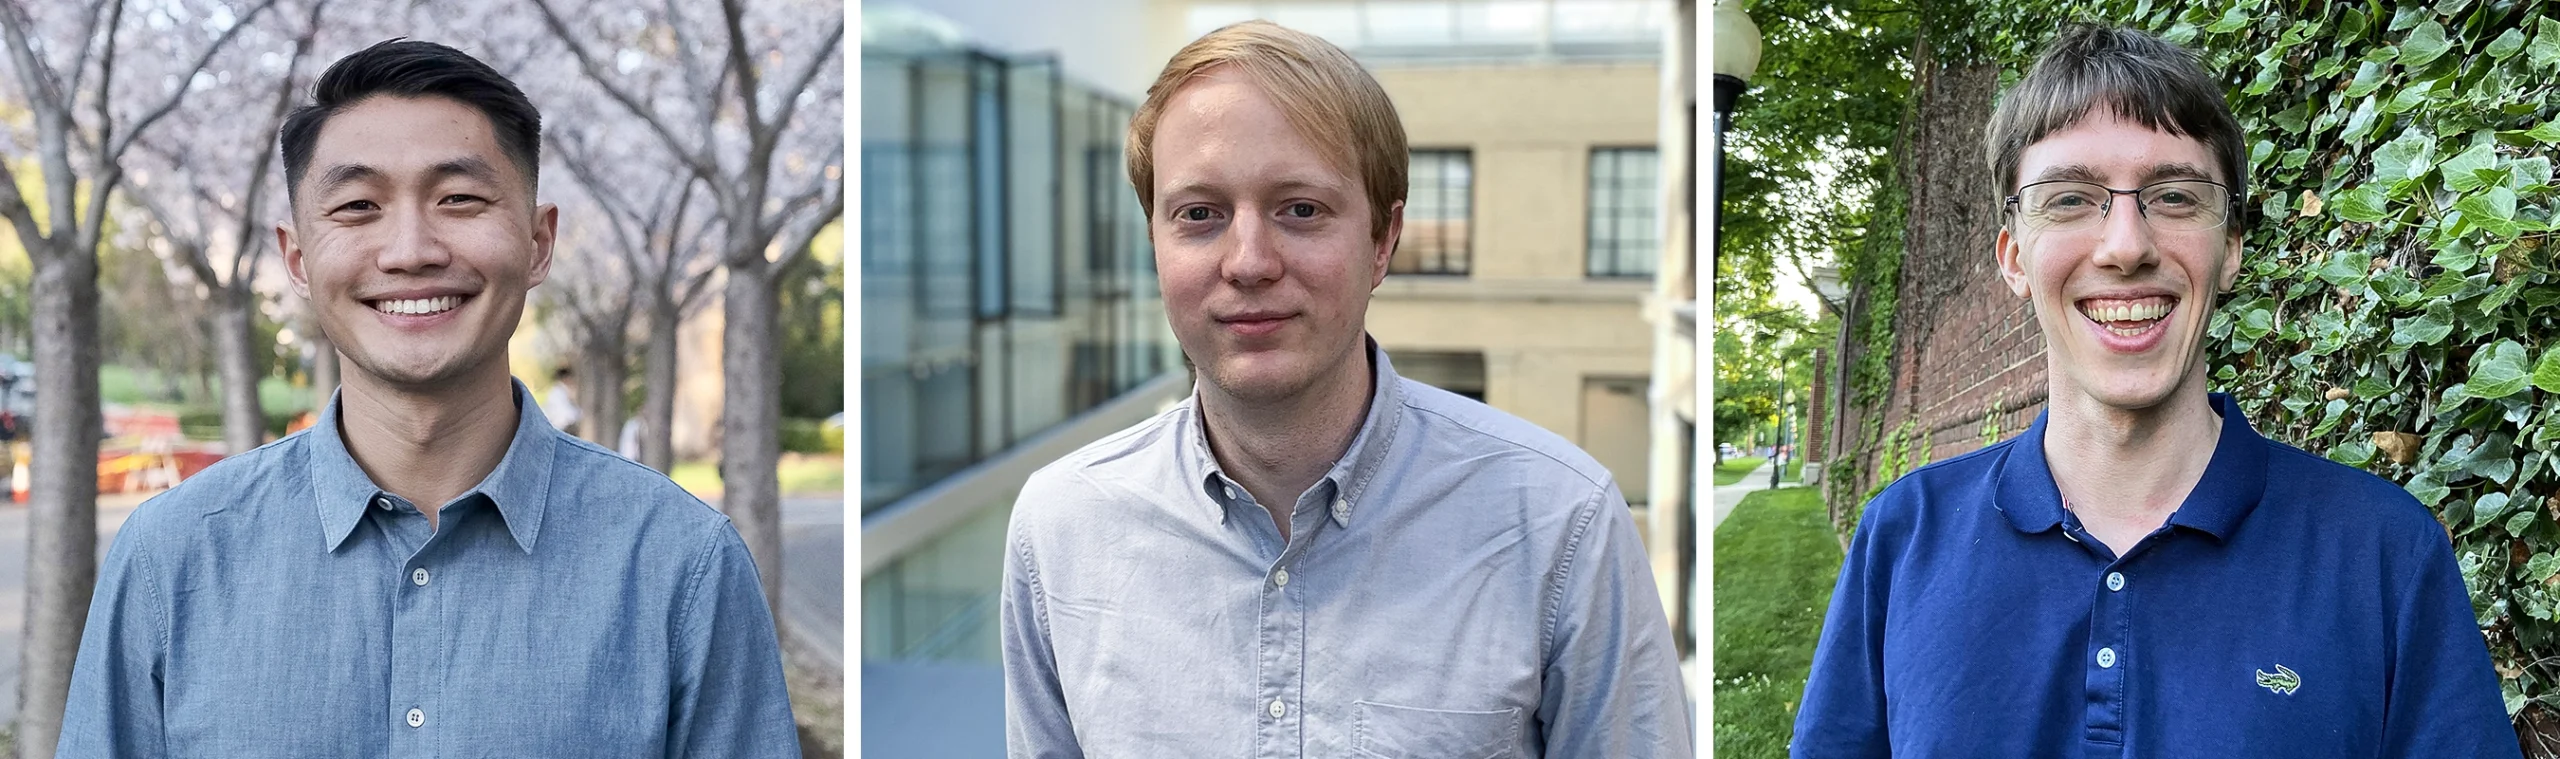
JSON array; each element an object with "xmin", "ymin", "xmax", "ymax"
[
  {"xmin": 1713, "ymin": 456, "xmax": 1767, "ymax": 486},
  {"xmin": 100, "ymin": 365, "xmax": 314, "ymax": 413},
  {"xmin": 1714, "ymin": 486, "xmax": 1842, "ymax": 759},
  {"xmin": 669, "ymin": 454, "xmax": 844, "ymax": 499}
]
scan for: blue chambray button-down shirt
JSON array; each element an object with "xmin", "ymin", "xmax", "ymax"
[
  {"xmin": 57, "ymin": 380, "xmax": 799, "ymax": 758},
  {"xmin": 1001, "ymin": 340, "xmax": 1692, "ymax": 758},
  {"xmin": 1793, "ymin": 394, "xmax": 2517, "ymax": 758}
]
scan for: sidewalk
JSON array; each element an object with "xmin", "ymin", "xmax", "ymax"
[{"xmin": 1712, "ymin": 459, "xmax": 1777, "ymax": 529}]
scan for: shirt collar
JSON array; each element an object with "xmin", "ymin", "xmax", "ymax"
[
  {"xmin": 1993, "ymin": 392, "xmax": 2270, "ymax": 541},
  {"xmin": 1186, "ymin": 336, "xmax": 1406, "ymax": 530},
  {"xmin": 310, "ymin": 379, "xmax": 559, "ymax": 553}
]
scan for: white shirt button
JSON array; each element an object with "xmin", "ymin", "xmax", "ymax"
[
  {"xmin": 406, "ymin": 707, "xmax": 425, "ymax": 728},
  {"xmin": 2097, "ymin": 647, "xmax": 2118, "ymax": 668},
  {"xmin": 1222, "ymin": 485, "xmax": 1236, "ymax": 500},
  {"xmin": 373, "ymin": 496, "xmax": 393, "ymax": 510},
  {"xmin": 1272, "ymin": 569, "xmax": 1290, "ymax": 587},
  {"xmin": 411, "ymin": 567, "xmax": 430, "ymax": 587},
  {"xmin": 1268, "ymin": 699, "xmax": 1286, "ymax": 719},
  {"xmin": 1332, "ymin": 498, "xmax": 1350, "ymax": 519},
  {"xmin": 2106, "ymin": 572, "xmax": 2126, "ymax": 592}
]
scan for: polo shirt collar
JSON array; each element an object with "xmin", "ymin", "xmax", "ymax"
[
  {"xmin": 1994, "ymin": 392, "xmax": 2270, "ymax": 541},
  {"xmin": 311, "ymin": 379, "xmax": 559, "ymax": 553},
  {"xmin": 1186, "ymin": 336, "xmax": 1405, "ymax": 530}
]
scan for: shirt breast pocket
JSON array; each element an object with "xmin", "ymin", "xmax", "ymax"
[{"xmin": 1350, "ymin": 700, "xmax": 1521, "ymax": 759}]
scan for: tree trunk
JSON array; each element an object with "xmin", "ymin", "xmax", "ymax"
[
  {"xmin": 577, "ymin": 323, "xmax": 628, "ymax": 449},
  {"xmin": 719, "ymin": 256, "xmax": 783, "ymax": 624},
  {"xmin": 212, "ymin": 290, "xmax": 266, "ymax": 454},
  {"xmin": 19, "ymin": 243, "xmax": 104, "ymax": 759},
  {"xmin": 639, "ymin": 298, "xmax": 680, "ymax": 473}
]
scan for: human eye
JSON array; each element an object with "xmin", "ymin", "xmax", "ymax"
[
  {"xmin": 1281, "ymin": 201, "xmax": 1320, "ymax": 219},
  {"xmin": 1174, "ymin": 205, "xmax": 1221, "ymax": 223},
  {"xmin": 330, "ymin": 199, "xmax": 380, "ymax": 215},
  {"xmin": 2032, "ymin": 185, "xmax": 2101, "ymax": 217}
]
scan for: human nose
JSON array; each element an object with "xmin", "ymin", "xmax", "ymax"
[
  {"xmin": 1220, "ymin": 210, "xmax": 1282, "ymax": 287},
  {"xmin": 375, "ymin": 205, "xmax": 452, "ymax": 274},
  {"xmin": 2088, "ymin": 189, "xmax": 2158, "ymax": 274}
]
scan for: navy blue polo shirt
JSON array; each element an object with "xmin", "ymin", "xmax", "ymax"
[{"xmin": 1791, "ymin": 394, "xmax": 2518, "ymax": 758}]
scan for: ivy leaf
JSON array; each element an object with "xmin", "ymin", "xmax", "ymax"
[
  {"xmin": 2389, "ymin": 5, "xmax": 2429, "ymax": 32},
  {"xmin": 2509, "ymin": 510, "xmax": 2537, "ymax": 537},
  {"xmin": 2435, "ymin": 239, "xmax": 2482, "ymax": 272},
  {"xmin": 2377, "ymin": 132, "xmax": 2435, "ymax": 180},
  {"xmin": 2456, "ymin": 187, "xmax": 2523, "ymax": 238},
  {"xmin": 2420, "ymin": 271, "xmax": 2473, "ymax": 298},
  {"xmin": 2342, "ymin": 96, "xmax": 2382, "ymax": 144},
  {"xmin": 2534, "ymin": 18, "xmax": 2560, "ymax": 69},
  {"xmin": 2477, "ymin": 492, "xmax": 2513, "ymax": 524},
  {"xmin": 2471, "ymin": 340, "xmax": 2534, "ymax": 400},
  {"xmin": 2401, "ymin": 21, "xmax": 2454, "ymax": 69},
  {"xmin": 2205, "ymin": 4, "xmax": 2250, "ymax": 33},
  {"xmin": 2345, "ymin": 61, "xmax": 2390, "ymax": 98},
  {"xmin": 2384, "ymin": 81, "xmax": 2436, "ymax": 114},
  {"xmin": 2334, "ymin": 184, "xmax": 2391, "ymax": 222},
  {"xmin": 2483, "ymin": 279, "xmax": 2527, "ymax": 315},
  {"xmin": 2317, "ymin": 250, "xmax": 2372, "ymax": 285},
  {"xmin": 2526, "ymin": 552, "xmax": 2560, "ymax": 583},
  {"xmin": 2507, "ymin": 156, "xmax": 2552, "ymax": 191},
  {"xmin": 2534, "ymin": 348, "xmax": 2560, "ymax": 393},
  {"xmin": 2394, "ymin": 302, "xmax": 2457, "ymax": 346},
  {"xmin": 2441, "ymin": 143, "xmax": 2501, "ymax": 193},
  {"xmin": 2491, "ymin": 28, "xmax": 2530, "ymax": 59},
  {"xmin": 2354, "ymin": 376, "xmax": 2393, "ymax": 400}
]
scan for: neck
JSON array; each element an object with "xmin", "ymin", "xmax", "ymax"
[
  {"xmin": 2042, "ymin": 366, "xmax": 2221, "ymax": 532},
  {"xmin": 1199, "ymin": 344, "xmax": 1375, "ymax": 535},
  {"xmin": 336, "ymin": 362, "xmax": 520, "ymax": 527}
]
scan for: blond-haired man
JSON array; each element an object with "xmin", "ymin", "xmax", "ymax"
[{"xmin": 998, "ymin": 20, "xmax": 1691, "ymax": 758}]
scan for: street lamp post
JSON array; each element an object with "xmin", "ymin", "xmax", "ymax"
[{"xmin": 1710, "ymin": 0, "xmax": 1763, "ymax": 271}]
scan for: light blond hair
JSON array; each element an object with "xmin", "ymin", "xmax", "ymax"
[{"xmin": 1126, "ymin": 20, "xmax": 1407, "ymax": 242}]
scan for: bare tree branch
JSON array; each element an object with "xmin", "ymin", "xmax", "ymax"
[
  {"xmin": 101, "ymin": 0, "xmax": 283, "ymax": 167},
  {"xmin": 715, "ymin": 0, "xmax": 766, "ymax": 147},
  {"xmin": 760, "ymin": 17, "xmax": 841, "ymax": 141},
  {"xmin": 766, "ymin": 185, "xmax": 838, "ymax": 273},
  {"xmin": 0, "ymin": 153, "xmax": 41, "ymax": 246},
  {"xmin": 526, "ymin": 0, "xmax": 723, "ymax": 188},
  {"xmin": 0, "ymin": 0, "xmax": 73, "ymax": 116}
]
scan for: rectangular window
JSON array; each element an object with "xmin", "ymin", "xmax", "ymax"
[
  {"xmin": 1586, "ymin": 147, "xmax": 1658, "ymax": 278},
  {"xmin": 1394, "ymin": 149, "xmax": 1472, "ymax": 275}
]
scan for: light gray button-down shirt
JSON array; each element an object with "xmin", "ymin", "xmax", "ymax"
[{"xmin": 1002, "ymin": 340, "xmax": 1691, "ymax": 758}]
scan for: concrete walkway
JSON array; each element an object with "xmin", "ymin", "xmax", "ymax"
[{"xmin": 1712, "ymin": 460, "xmax": 1778, "ymax": 529}]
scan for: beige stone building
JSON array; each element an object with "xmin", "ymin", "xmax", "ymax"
[{"xmin": 1139, "ymin": 4, "xmax": 1672, "ymax": 508}]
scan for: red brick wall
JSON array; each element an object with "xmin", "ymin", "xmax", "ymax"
[{"xmin": 1823, "ymin": 52, "xmax": 2047, "ymax": 513}]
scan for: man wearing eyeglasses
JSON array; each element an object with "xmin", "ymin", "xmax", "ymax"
[{"xmin": 1788, "ymin": 25, "xmax": 2518, "ymax": 759}]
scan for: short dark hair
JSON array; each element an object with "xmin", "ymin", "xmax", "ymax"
[
  {"xmin": 1986, "ymin": 24, "xmax": 2247, "ymax": 233},
  {"xmin": 280, "ymin": 39, "xmax": 542, "ymax": 203}
]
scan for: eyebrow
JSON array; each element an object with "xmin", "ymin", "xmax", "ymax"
[
  {"xmin": 312, "ymin": 157, "xmax": 507, "ymax": 196},
  {"xmin": 2030, "ymin": 161, "xmax": 2221, "ymax": 187},
  {"xmin": 1158, "ymin": 176, "xmax": 1349, "ymax": 207}
]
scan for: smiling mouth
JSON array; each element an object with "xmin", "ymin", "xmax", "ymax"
[
  {"xmin": 2076, "ymin": 295, "xmax": 2175, "ymax": 337},
  {"xmin": 369, "ymin": 295, "xmax": 467, "ymax": 316}
]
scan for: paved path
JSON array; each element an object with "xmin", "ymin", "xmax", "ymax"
[
  {"xmin": 1712, "ymin": 460, "xmax": 1778, "ymax": 529},
  {"xmin": 0, "ymin": 492, "xmax": 845, "ymax": 722}
]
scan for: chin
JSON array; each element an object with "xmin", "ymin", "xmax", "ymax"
[{"xmin": 1205, "ymin": 355, "xmax": 1316, "ymax": 403}]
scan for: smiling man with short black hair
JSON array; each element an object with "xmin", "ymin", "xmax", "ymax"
[{"xmin": 56, "ymin": 39, "xmax": 798, "ymax": 757}]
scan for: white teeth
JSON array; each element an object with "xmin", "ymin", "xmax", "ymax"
[
  {"xmin": 2079, "ymin": 300, "xmax": 2171, "ymax": 324},
  {"xmin": 375, "ymin": 296, "xmax": 461, "ymax": 316}
]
